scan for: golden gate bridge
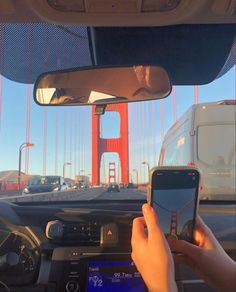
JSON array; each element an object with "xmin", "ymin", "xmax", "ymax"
[
  {"xmin": 153, "ymin": 196, "xmax": 195, "ymax": 239},
  {"xmin": 0, "ymin": 82, "xmax": 200, "ymax": 190}
]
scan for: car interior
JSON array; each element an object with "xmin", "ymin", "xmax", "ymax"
[{"xmin": 0, "ymin": 1, "xmax": 235, "ymax": 292}]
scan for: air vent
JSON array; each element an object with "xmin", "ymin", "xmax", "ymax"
[{"xmin": 63, "ymin": 221, "xmax": 100, "ymax": 245}]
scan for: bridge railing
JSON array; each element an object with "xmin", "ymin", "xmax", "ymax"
[{"xmin": 0, "ymin": 182, "xmax": 27, "ymax": 191}]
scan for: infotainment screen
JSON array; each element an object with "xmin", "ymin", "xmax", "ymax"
[{"xmin": 86, "ymin": 261, "xmax": 145, "ymax": 292}]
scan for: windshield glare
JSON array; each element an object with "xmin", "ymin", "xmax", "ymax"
[{"xmin": 0, "ymin": 25, "xmax": 235, "ymax": 203}]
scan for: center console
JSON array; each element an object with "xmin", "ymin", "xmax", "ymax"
[{"xmin": 48, "ymin": 247, "xmax": 146, "ymax": 292}]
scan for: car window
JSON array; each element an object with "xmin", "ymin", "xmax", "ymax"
[
  {"xmin": 197, "ymin": 125, "xmax": 235, "ymax": 166},
  {"xmin": 161, "ymin": 131, "xmax": 191, "ymax": 166},
  {"xmin": 30, "ymin": 176, "xmax": 60, "ymax": 185}
]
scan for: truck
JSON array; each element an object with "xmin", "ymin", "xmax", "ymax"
[{"xmin": 158, "ymin": 100, "xmax": 236, "ymax": 200}]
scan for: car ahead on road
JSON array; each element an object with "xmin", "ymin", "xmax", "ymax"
[
  {"xmin": 127, "ymin": 183, "xmax": 136, "ymax": 189},
  {"xmin": 78, "ymin": 182, "xmax": 89, "ymax": 189},
  {"xmin": 119, "ymin": 183, "xmax": 125, "ymax": 189},
  {"xmin": 107, "ymin": 183, "xmax": 120, "ymax": 193},
  {"xmin": 22, "ymin": 176, "xmax": 68, "ymax": 194}
]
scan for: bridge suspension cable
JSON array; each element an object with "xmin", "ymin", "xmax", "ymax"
[
  {"xmin": 194, "ymin": 85, "xmax": 199, "ymax": 104},
  {"xmin": 25, "ymin": 25, "xmax": 33, "ymax": 176},
  {"xmin": 0, "ymin": 25, "xmax": 4, "ymax": 130},
  {"xmin": 172, "ymin": 86, "xmax": 177, "ymax": 123},
  {"xmin": 55, "ymin": 112, "xmax": 59, "ymax": 175},
  {"xmin": 42, "ymin": 108, "xmax": 48, "ymax": 176}
]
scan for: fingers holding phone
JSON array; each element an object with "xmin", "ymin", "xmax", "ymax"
[
  {"xmin": 168, "ymin": 215, "xmax": 236, "ymax": 292},
  {"xmin": 131, "ymin": 204, "xmax": 177, "ymax": 292},
  {"xmin": 132, "ymin": 167, "xmax": 236, "ymax": 292}
]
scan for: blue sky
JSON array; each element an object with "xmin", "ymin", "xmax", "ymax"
[{"xmin": 0, "ymin": 67, "xmax": 235, "ymax": 183}]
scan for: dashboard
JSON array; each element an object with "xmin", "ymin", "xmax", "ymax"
[{"xmin": 0, "ymin": 200, "xmax": 235, "ymax": 292}]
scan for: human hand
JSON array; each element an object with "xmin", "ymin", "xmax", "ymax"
[
  {"xmin": 169, "ymin": 216, "xmax": 236, "ymax": 292},
  {"xmin": 131, "ymin": 203, "xmax": 177, "ymax": 292}
]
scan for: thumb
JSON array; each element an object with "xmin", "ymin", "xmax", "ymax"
[
  {"xmin": 194, "ymin": 216, "xmax": 216, "ymax": 249},
  {"xmin": 168, "ymin": 239, "xmax": 202, "ymax": 261},
  {"xmin": 142, "ymin": 204, "xmax": 163, "ymax": 243}
]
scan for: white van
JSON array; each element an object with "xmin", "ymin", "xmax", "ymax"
[{"xmin": 158, "ymin": 100, "xmax": 236, "ymax": 200}]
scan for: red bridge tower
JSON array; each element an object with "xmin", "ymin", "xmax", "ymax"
[
  {"xmin": 92, "ymin": 103, "xmax": 129, "ymax": 185},
  {"xmin": 108, "ymin": 162, "xmax": 116, "ymax": 184}
]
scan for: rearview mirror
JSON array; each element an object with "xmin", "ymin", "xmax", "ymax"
[{"xmin": 34, "ymin": 65, "xmax": 171, "ymax": 106}]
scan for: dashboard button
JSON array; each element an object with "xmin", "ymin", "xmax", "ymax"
[
  {"xmin": 66, "ymin": 280, "xmax": 79, "ymax": 292},
  {"xmin": 101, "ymin": 223, "xmax": 118, "ymax": 245}
]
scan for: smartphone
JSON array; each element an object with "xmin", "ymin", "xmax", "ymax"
[{"xmin": 149, "ymin": 167, "xmax": 200, "ymax": 243}]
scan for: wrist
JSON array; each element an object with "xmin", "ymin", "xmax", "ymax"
[{"xmin": 148, "ymin": 280, "xmax": 177, "ymax": 292}]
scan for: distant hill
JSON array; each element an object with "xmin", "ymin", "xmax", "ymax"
[
  {"xmin": 0, "ymin": 171, "xmax": 74, "ymax": 183},
  {"xmin": 0, "ymin": 170, "xmax": 34, "ymax": 182}
]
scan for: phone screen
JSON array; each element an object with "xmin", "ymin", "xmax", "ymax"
[{"xmin": 151, "ymin": 168, "xmax": 199, "ymax": 242}]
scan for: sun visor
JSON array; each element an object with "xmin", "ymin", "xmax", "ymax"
[{"xmin": 90, "ymin": 24, "xmax": 235, "ymax": 85}]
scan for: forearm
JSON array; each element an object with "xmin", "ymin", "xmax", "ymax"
[
  {"xmin": 199, "ymin": 256, "xmax": 236, "ymax": 292},
  {"xmin": 216, "ymin": 260, "xmax": 236, "ymax": 292}
]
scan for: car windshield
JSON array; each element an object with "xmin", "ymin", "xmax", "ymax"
[{"xmin": 0, "ymin": 24, "xmax": 235, "ymax": 203}]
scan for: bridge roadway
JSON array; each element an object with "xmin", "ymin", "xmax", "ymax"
[{"xmin": 0, "ymin": 187, "xmax": 147, "ymax": 203}]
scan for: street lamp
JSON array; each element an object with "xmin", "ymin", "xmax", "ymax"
[
  {"xmin": 88, "ymin": 173, "xmax": 91, "ymax": 182},
  {"xmin": 132, "ymin": 169, "xmax": 139, "ymax": 186},
  {"xmin": 63, "ymin": 162, "xmax": 71, "ymax": 178},
  {"xmin": 142, "ymin": 160, "xmax": 150, "ymax": 182},
  {"xmin": 87, "ymin": 173, "xmax": 92, "ymax": 187},
  {"xmin": 79, "ymin": 169, "xmax": 85, "ymax": 179},
  {"xmin": 129, "ymin": 172, "xmax": 133, "ymax": 183},
  {"xmin": 18, "ymin": 142, "xmax": 34, "ymax": 190}
]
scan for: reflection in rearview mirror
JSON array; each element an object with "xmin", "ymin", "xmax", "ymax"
[{"xmin": 34, "ymin": 65, "xmax": 171, "ymax": 106}]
